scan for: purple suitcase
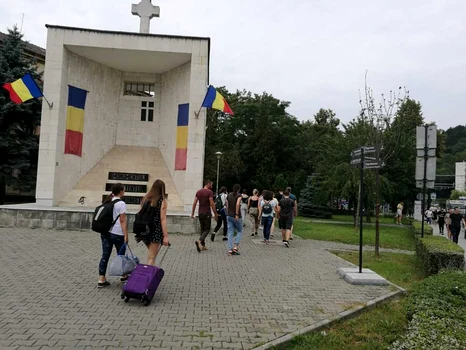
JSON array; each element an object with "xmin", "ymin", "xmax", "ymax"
[{"xmin": 121, "ymin": 245, "xmax": 169, "ymax": 306}]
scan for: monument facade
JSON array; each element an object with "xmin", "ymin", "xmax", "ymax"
[{"xmin": 35, "ymin": 1, "xmax": 210, "ymax": 212}]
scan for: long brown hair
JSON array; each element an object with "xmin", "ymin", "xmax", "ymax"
[{"xmin": 145, "ymin": 179, "xmax": 167, "ymax": 207}]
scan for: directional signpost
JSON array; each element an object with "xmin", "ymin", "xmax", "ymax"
[
  {"xmin": 350, "ymin": 145, "xmax": 383, "ymax": 273},
  {"xmin": 416, "ymin": 125, "xmax": 437, "ymax": 237}
]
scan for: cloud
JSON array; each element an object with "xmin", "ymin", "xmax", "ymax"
[{"xmin": 1, "ymin": 0, "xmax": 465, "ymax": 129}]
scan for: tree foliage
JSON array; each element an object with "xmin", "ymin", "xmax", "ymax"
[
  {"xmin": 204, "ymin": 85, "xmax": 427, "ymax": 219},
  {"xmin": 0, "ymin": 27, "xmax": 42, "ymax": 203}
]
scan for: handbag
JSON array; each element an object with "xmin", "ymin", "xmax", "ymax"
[{"xmin": 109, "ymin": 244, "xmax": 139, "ymax": 276}]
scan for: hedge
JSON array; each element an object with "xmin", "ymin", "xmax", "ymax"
[
  {"xmin": 411, "ymin": 221, "xmax": 465, "ymax": 275},
  {"xmin": 391, "ymin": 271, "xmax": 466, "ymax": 350},
  {"xmin": 415, "ymin": 236, "xmax": 465, "ymax": 275},
  {"xmin": 411, "ymin": 221, "xmax": 433, "ymax": 235}
]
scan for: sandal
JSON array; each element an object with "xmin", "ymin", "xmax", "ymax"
[
  {"xmin": 232, "ymin": 247, "xmax": 240, "ymax": 255},
  {"xmin": 228, "ymin": 250, "xmax": 233, "ymax": 255}
]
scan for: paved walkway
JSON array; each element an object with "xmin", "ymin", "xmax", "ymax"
[{"xmin": 0, "ymin": 228, "xmax": 394, "ymax": 350}]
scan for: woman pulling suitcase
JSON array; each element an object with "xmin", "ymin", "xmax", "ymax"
[
  {"xmin": 123, "ymin": 179, "xmax": 170, "ymax": 306},
  {"xmin": 135, "ymin": 179, "xmax": 170, "ymax": 264}
]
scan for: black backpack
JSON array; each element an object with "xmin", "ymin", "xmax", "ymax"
[
  {"xmin": 133, "ymin": 201, "xmax": 155, "ymax": 234},
  {"xmin": 215, "ymin": 194, "xmax": 224, "ymax": 212},
  {"xmin": 91, "ymin": 199, "xmax": 121, "ymax": 234},
  {"xmin": 262, "ymin": 200, "xmax": 273, "ymax": 215}
]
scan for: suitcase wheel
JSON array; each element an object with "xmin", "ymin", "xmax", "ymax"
[
  {"xmin": 120, "ymin": 293, "xmax": 125, "ymax": 300},
  {"xmin": 141, "ymin": 296, "xmax": 151, "ymax": 306},
  {"xmin": 124, "ymin": 297, "xmax": 130, "ymax": 303}
]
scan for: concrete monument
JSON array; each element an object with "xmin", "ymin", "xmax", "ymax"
[{"xmin": 33, "ymin": 0, "xmax": 210, "ymax": 214}]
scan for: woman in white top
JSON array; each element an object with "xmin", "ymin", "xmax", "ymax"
[
  {"xmin": 98, "ymin": 183, "xmax": 128, "ymax": 288},
  {"xmin": 270, "ymin": 195, "xmax": 279, "ymax": 239}
]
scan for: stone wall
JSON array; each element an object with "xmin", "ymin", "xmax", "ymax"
[
  {"xmin": 159, "ymin": 62, "xmax": 191, "ymax": 192},
  {"xmin": 53, "ymin": 53, "xmax": 122, "ymax": 205},
  {"xmin": 0, "ymin": 208, "xmax": 199, "ymax": 234}
]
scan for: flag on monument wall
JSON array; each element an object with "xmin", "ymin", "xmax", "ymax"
[
  {"xmin": 201, "ymin": 86, "xmax": 234, "ymax": 115},
  {"xmin": 175, "ymin": 103, "xmax": 189, "ymax": 171},
  {"xmin": 2, "ymin": 74, "xmax": 43, "ymax": 104},
  {"xmin": 64, "ymin": 85, "xmax": 88, "ymax": 157}
]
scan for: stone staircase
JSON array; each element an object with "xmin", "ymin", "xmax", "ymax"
[{"xmin": 58, "ymin": 145, "xmax": 184, "ymax": 212}]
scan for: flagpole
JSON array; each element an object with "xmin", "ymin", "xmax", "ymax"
[
  {"xmin": 194, "ymin": 85, "xmax": 211, "ymax": 119},
  {"xmin": 194, "ymin": 105, "xmax": 202, "ymax": 119},
  {"xmin": 42, "ymin": 95, "xmax": 53, "ymax": 108}
]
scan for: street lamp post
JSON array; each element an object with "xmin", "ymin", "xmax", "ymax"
[{"xmin": 215, "ymin": 152, "xmax": 223, "ymax": 195}]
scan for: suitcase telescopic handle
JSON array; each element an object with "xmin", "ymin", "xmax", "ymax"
[{"xmin": 156, "ymin": 242, "xmax": 171, "ymax": 266}]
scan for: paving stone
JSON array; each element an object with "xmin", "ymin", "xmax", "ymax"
[{"xmin": 0, "ymin": 228, "xmax": 393, "ymax": 349}]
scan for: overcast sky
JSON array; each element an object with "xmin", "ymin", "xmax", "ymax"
[{"xmin": 1, "ymin": 0, "xmax": 465, "ymax": 130}]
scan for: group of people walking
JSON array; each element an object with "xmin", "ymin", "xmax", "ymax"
[
  {"xmin": 191, "ymin": 180, "xmax": 298, "ymax": 255},
  {"xmin": 96, "ymin": 180, "xmax": 299, "ymax": 286},
  {"xmin": 431, "ymin": 207, "xmax": 465, "ymax": 244}
]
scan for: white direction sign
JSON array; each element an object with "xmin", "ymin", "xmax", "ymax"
[
  {"xmin": 415, "ymin": 157, "xmax": 437, "ymax": 181},
  {"xmin": 416, "ymin": 125, "xmax": 437, "ymax": 150},
  {"xmin": 416, "ymin": 180, "xmax": 435, "ymax": 189}
]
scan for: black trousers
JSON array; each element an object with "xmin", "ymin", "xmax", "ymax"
[
  {"xmin": 214, "ymin": 209, "xmax": 227, "ymax": 236},
  {"xmin": 198, "ymin": 213, "xmax": 212, "ymax": 245}
]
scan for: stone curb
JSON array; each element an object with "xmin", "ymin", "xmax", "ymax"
[{"xmin": 254, "ymin": 288, "xmax": 405, "ymax": 349}]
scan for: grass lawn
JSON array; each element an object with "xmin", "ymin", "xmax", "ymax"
[
  {"xmin": 321, "ymin": 214, "xmax": 412, "ymax": 226},
  {"xmin": 276, "ymin": 252, "xmax": 425, "ymax": 350},
  {"xmin": 294, "ymin": 218, "xmax": 416, "ymax": 251}
]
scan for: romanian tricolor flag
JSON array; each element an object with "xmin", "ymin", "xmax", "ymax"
[
  {"xmin": 201, "ymin": 86, "xmax": 234, "ymax": 115},
  {"xmin": 175, "ymin": 103, "xmax": 189, "ymax": 171},
  {"xmin": 2, "ymin": 74, "xmax": 43, "ymax": 104},
  {"xmin": 64, "ymin": 86, "xmax": 88, "ymax": 157}
]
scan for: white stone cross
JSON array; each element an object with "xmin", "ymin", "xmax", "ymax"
[{"xmin": 132, "ymin": 0, "xmax": 160, "ymax": 34}]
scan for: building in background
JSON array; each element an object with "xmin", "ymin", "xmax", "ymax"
[
  {"xmin": 0, "ymin": 31, "xmax": 46, "ymax": 73},
  {"xmin": 455, "ymin": 162, "xmax": 466, "ymax": 192}
]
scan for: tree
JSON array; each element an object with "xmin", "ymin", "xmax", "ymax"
[
  {"xmin": 299, "ymin": 176, "xmax": 332, "ymax": 218},
  {"xmin": 204, "ymin": 88, "xmax": 305, "ymax": 194},
  {"xmin": 0, "ymin": 27, "xmax": 42, "ymax": 204},
  {"xmin": 358, "ymin": 74, "xmax": 408, "ymax": 255},
  {"xmin": 451, "ymin": 190, "xmax": 466, "ymax": 200}
]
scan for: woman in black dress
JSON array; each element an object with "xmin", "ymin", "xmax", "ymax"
[{"xmin": 135, "ymin": 179, "xmax": 169, "ymax": 265}]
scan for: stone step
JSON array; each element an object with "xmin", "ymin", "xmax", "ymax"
[{"xmin": 58, "ymin": 145, "xmax": 184, "ymax": 209}]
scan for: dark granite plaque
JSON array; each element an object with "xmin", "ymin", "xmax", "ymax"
[
  {"xmin": 108, "ymin": 172, "xmax": 149, "ymax": 182},
  {"xmin": 105, "ymin": 183, "xmax": 147, "ymax": 193},
  {"xmin": 102, "ymin": 195, "xmax": 144, "ymax": 205}
]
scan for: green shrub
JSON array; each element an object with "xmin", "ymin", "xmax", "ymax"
[
  {"xmin": 415, "ymin": 236, "xmax": 465, "ymax": 275},
  {"xmin": 299, "ymin": 204, "xmax": 332, "ymax": 219},
  {"xmin": 391, "ymin": 271, "xmax": 466, "ymax": 350},
  {"xmin": 411, "ymin": 221, "xmax": 433, "ymax": 235}
]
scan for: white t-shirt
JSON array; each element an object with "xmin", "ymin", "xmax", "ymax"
[
  {"xmin": 220, "ymin": 193, "xmax": 227, "ymax": 207},
  {"xmin": 110, "ymin": 198, "xmax": 127, "ymax": 236}
]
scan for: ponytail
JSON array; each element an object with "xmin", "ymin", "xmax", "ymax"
[{"xmin": 103, "ymin": 183, "xmax": 125, "ymax": 203}]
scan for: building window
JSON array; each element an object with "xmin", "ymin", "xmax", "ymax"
[
  {"xmin": 141, "ymin": 101, "xmax": 154, "ymax": 122},
  {"xmin": 124, "ymin": 82, "xmax": 155, "ymax": 97}
]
